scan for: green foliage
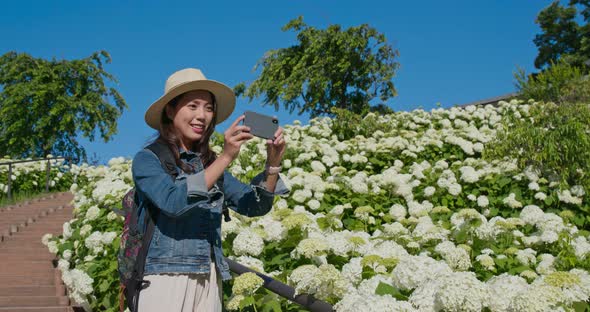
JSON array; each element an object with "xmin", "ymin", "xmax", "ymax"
[
  {"xmin": 515, "ymin": 58, "xmax": 590, "ymax": 104},
  {"xmin": 484, "ymin": 101, "xmax": 590, "ymax": 199},
  {"xmin": 238, "ymin": 16, "xmax": 399, "ymax": 117},
  {"xmin": 0, "ymin": 51, "xmax": 127, "ymax": 162},
  {"xmin": 330, "ymin": 107, "xmax": 395, "ymax": 141},
  {"xmin": 534, "ymin": 0, "xmax": 590, "ymax": 69}
]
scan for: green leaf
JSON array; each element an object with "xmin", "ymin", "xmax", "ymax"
[
  {"xmin": 572, "ymin": 301, "xmax": 589, "ymax": 312},
  {"xmin": 374, "ymin": 281, "xmax": 408, "ymax": 300},
  {"xmin": 239, "ymin": 296, "xmax": 256, "ymax": 309},
  {"xmin": 262, "ymin": 300, "xmax": 282, "ymax": 312},
  {"xmin": 375, "ymin": 281, "xmax": 397, "ymax": 296},
  {"xmin": 508, "ymin": 265, "xmax": 530, "ymax": 275},
  {"xmin": 99, "ymin": 279, "xmax": 110, "ymax": 292}
]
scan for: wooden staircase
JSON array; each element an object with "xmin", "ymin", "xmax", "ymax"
[{"xmin": 0, "ymin": 192, "xmax": 75, "ymax": 312}]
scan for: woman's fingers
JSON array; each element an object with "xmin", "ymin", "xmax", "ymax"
[
  {"xmin": 273, "ymin": 133, "xmax": 284, "ymax": 145},
  {"xmin": 233, "ymin": 132, "xmax": 254, "ymax": 142},
  {"xmin": 232, "ymin": 125, "xmax": 251, "ymax": 134},
  {"xmin": 273, "ymin": 127, "xmax": 283, "ymax": 138},
  {"xmin": 230, "ymin": 114, "xmax": 245, "ymax": 129}
]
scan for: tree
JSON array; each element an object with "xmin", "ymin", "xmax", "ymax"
[
  {"xmin": 0, "ymin": 51, "xmax": 127, "ymax": 162},
  {"xmin": 237, "ymin": 16, "xmax": 400, "ymax": 117},
  {"xmin": 534, "ymin": 0, "xmax": 590, "ymax": 69},
  {"xmin": 515, "ymin": 58, "xmax": 590, "ymax": 104}
]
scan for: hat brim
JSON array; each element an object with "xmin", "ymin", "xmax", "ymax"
[{"xmin": 145, "ymin": 79, "xmax": 236, "ymax": 130}]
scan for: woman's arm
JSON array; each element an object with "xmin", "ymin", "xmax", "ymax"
[{"xmin": 223, "ymin": 170, "xmax": 290, "ymax": 217}]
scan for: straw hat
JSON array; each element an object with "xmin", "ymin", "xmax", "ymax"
[{"xmin": 145, "ymin": 68, "xmax": 236, "ymax": 130}]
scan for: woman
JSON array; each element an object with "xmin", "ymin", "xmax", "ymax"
[{"xmin": 131, "ymin": 68, "xmax": 290, "ymax": 311}]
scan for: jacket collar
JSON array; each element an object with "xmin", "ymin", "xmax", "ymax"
[{"xmin": 178, "ymin": 147, "xmax": 201, "ymax": 158}]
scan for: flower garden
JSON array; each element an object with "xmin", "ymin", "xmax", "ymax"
[{"xmin": 34, "ymin": 99, "xmax": 590, "ymax": 311}]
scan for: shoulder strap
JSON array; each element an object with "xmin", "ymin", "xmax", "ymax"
[
  {"xmin": 217, "ymin": 172, "xmax": 232, "ymax": 222},
  {"xmin": 146, "ymin": 141, "xmax": 178, "ymax": 180}
]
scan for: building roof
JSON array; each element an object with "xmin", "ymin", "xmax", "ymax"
[{"xmin": 458, "ymin": 92, "xmax": 518, "ymax": 108}]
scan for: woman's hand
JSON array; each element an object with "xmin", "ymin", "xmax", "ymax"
[
  {"xmin": 266, "ymin": 126, "xmax": 286, "ymax": 166},
  {"xmin": 221, "ymin": 115, "xmax": 253, "ymax": 162}
]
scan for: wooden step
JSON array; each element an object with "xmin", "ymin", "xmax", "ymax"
[
  {"xmin": 0, "ymin": 307, "xmax": 72, "ymax": 312},
  {"xmin": 0, "ymin": 286, "xmax": 59, "ymax": 296},
  {"xmin": 0, "ymin": 296, "xmax": 69, "ymax": 307}
]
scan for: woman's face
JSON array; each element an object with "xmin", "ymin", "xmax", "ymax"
[{"xmin": 166, "ymin": 90, "xmax": 214, "ymax": 150}]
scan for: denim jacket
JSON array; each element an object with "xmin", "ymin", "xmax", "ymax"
[{"xmin": 131, "ymin": 147, "xmax": 290, "ymax": 281}]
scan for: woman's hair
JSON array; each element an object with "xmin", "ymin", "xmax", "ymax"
[{"xmin": 151, "ymin": 90, "xmax": 218, "ymax": 173}]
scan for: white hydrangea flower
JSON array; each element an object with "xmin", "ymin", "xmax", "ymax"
[
  {"xmin": 528, "ymin": 182, "xmax": 540, "ymax": 191},
  {"xmin": 389, "ymin": 204, "xmax": 407, "ymax": 220},
  {"xmin": 62, "ymin": 249, "xmax": 73, "ymax": 261},
  {"xmin": 392, "ymin": 255, "xmax": 452, "ymax": 291},
  {"xmin": 520, "ymin": 205, "xmax": 545, "ymax": 226},
  {"xmin": 233, "ymin": 229, "xmax": 264, "ymax": 256},
  {"xmin": 107, "ymin": 211, "xmax": 118, "ymax": 221},
  {"xmin": 423, "ymin": 186, "xmax": 436, "ymax": 197},
  {"xmin": 292, "ymin": 189, "xmax": 313, "ymax": 203},
  {"xmin": 435, "ymin": 241, "xmax": 472, "ymax": 271},
  {"xmin": 291, "ymin": 238, "xmax": 329, "ymax": 259},
  {"xmin": 84, "ymin": 231, "xmax": 103, "ymax": 251},
  {"xmin": 476, "ymin": 254, "xmax": 495, "ymax": 270},
  {"xmin": 47, "ymin": 241, "xmax": 58, "ymax": 254},
  {"xmin": 334, "ymin": 291, "xmax": 416, "ymax": 312},
  {"xmin": 515, "ymin": 248, "xmax": 537, "ymax": 266},
  {"xmin": 310, "ymin": 160, "xmax": 327, "ymax": 174},
  {"xmin": 288, "ymin": 264, "xmax": 349, "ymax": 301},
  {"xmin": 558, "ymin": 190, "xmax": 583, "ymax": 205},
  {"xmin": 41, "ymin": 233, "xmax": 53, "ymax": 246},
  {"xmin": 434, "ymin": 272, "xmax": 489, "ymax": 311},
  {"xmin": 459, "ymin": 166, "xmax": 480, "ymax": 183},
  {"xmin": 503, "ymin": 193, "xmax": 523, "ymax": 209},
  {"xmin": 307, "ymin": 199, "xmax": 321, "ymax": 210},
  {"xmin": 486, "ymin": 274, "xmax": 528, "ymax": 311},
  {"xmin": 570, "ymin": 185, "xmax": 585, "ymax": 197},
  {"xmin": 508, "ymin": 279, "xmax": 563, "ymax": 311},
  {"xmin": 536, "ymin": 254, "xmax": 556, "ymax": 275},
  {"xmin": 534, "ymin": 192, "xmax": 547, "ymax": 201},
  {"xmin": 80, "ymin": 224, "xmax": 92, "ymax": 236},
  {"xmin": 572, "ymin": 236, "xmax": 590, "ymax": 260},
  {"xmin": 85, "ymin": 205, "xmax": 100, "ymax": 221},
  {"xmin": 477, "ymin": 195, "xmax": 489, "ymax": 208}
]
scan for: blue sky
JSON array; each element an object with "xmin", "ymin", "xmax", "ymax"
[{"xmin": 0, "ymin": 1, "xmax": 553, "ymax": 164}]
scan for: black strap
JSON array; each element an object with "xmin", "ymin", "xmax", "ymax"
[{"xmin": 146, "ymin": 141, "xmax": 179, "ymax": 180}]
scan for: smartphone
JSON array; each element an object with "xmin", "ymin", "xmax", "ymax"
[{"xmin": 243, "ymin": 111, "xmax": 279, "ymax": 140}]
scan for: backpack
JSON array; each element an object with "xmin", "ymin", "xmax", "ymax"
[{"xmin": 117, "ymin": 141, "xmax": 230, "ymax": 312}]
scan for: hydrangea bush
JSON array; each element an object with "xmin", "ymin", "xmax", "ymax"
[
  {"xmin": 45, "ymin": 99, "xmax": 590, "ymax": 311},
  {"xmin": 0, "ymin": 155, "xmax": 74, "ymax": 200}
]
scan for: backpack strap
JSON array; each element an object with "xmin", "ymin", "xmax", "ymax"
[
  {"xmin": 146, "ymin": 141, "xmax": 179, "ymax": 180},
  {"xmin": 216, "ymin": 172, "xmax": 231, "ymax": 222}
]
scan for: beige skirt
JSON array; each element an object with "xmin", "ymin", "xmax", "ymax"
[{"xmin": 137, "ymin": 259, "xmax": 222, "ymax": 312}]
